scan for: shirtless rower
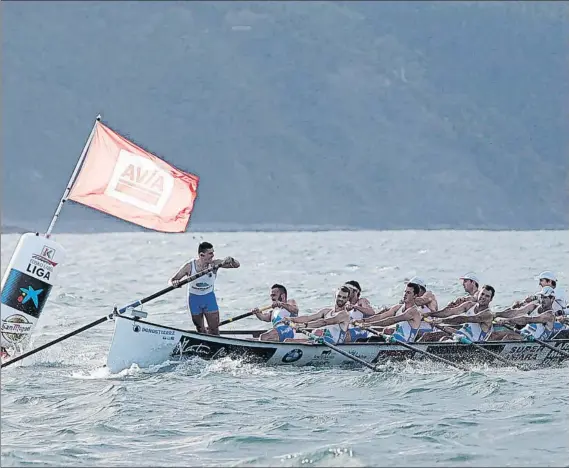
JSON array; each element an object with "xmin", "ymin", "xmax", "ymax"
[
  {"xmin": 252, "ymin": 284, "xmax": 299, "ymax": 342},
  {"xmin": 429, "ymin": 285, "xmax": 495, "ymax": 343},
  {"xmin": 494, "ymin": 286, "xmax": 556, "ymax": 341},
  {"xmin": 285, "ymin": 286, "xmax": 351, "ymax": 345},
  {"xmin": 343, "ymin": 280, "xmax": 375, "ymax": 343},
  {"xmin": 360, "ymin": 283, "xmax": 423, "ymax": 343},
  {"xmin": 168, "ymin": 241, "xmax": 240, "ymax": 335},
  {"xmin": 445, "ymin": 272, "xmax": 480, "ymax": 308}
]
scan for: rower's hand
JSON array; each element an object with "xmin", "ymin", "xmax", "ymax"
[
  {"xmin": 272, "ymin": 301, "xmax": 284, "ymax": 309},
  {"xmin": 494, "ymin": 317, "xmax": 507, "ymax": 325},
  {"xmin": 430, "ymin": 318, "xmax": 443, "ymax": 325},
  {"xmin": 171, "ymin": 279, "xmax": 183, "ymax": 288},
  {"xmin": 251, "ymin": 307, "xmax": 260, "ymax": 315}
]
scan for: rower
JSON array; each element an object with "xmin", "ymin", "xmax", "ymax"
[
  {"xmin": 494, "ymin": 286, "xmax": 556, "ymax": 341},
  {"xmin": 343, "ymin": 280, "xmax": 375, "ymax": 343},
  {"xmin": 407, "ymin": 276, "xmax": 439, "ymax": 336},
  {"xmin": 429, "ymin": 285, "xmax": 495, "ymax": 343},
  {"xmin": 168, "ymin": 241, "xmax": 240, "ymax": 336},
  {"xmin": 409, "ymin": 276, "xmax": 438, "ymax": 313},
  {"xmin": 513, "ymin": 271, "xmax": 567, "ymax": 314},
  {"xmin": 361, "ymin": 283, "xmax": 422, "ymax": 343},
  {"xmin": 252, "ymin": 284, "xmax": 299, "ymax": 342},
  {"xmin": 285, "ymin": 286, "xmax": 351, "ymax": 345},
  {"xmin": 445, "ymin": 272, "xmax": 480, "ymax": 308}
]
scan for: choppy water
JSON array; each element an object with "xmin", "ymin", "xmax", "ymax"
[{"xmin": 1, "ymin": 230, "xmax": 568, "ymax": 467}]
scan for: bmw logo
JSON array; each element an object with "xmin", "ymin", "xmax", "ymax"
[
  {"xmin": 282, "ymin": 348, "xmax": 303, "ymax": 363},
  {"xmin": 133, "ymin": 324, "xmax": 141, "ymax": 333}
]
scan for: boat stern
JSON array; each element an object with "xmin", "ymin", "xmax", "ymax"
[{"xmin": 105, "ymin": 314, "xmax": 180, "ymax": 373}]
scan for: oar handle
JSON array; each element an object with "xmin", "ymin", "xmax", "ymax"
[{"xmin": 218, "ymin": 305, "xmax": 272, "ymax": 327}]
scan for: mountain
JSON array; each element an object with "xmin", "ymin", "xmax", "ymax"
[{"xmin": 2, "ymin": 1, "xmax": 568, "ymax": 232}]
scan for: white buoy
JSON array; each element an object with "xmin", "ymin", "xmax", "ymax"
[{"xmin": 1, "ymin": 233, "xmax": 65, "ymax": 351}]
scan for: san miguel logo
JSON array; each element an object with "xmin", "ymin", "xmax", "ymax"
[
  {"xmin": 1, "ymin": 314, "xmax": 33, "ymax": 344},
  {"xmin": 105, "ymin": 150, "xmax": 174, "ymax": 214},
  {"xmin": 27, "ymin": 245, "xmax": 58, "ymax": 280}
]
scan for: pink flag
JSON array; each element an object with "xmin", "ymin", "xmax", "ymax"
[{"xmin": 68, "ymin": 122, "xmax": 199, "ymax": 233}]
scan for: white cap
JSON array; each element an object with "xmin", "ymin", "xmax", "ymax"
[
  {"xmin": 460, "ymin": 272, "xmax": 480, "ymax": 283},
  {"xmin": 537, "ymin": 286, "xmax": 556, "ymax": 297},
  {"xmin": 536, "ymin": 270, "xmax": 557, "ymax": 282},
  {"xmin": 408, "ymin": 276, "xmax": 426, "ymax": 289}
]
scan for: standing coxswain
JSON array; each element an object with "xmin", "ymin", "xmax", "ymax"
[
  {"xmin": 169, "ymin": 241, "xmax": 240, "ymax": 335},
  {"xmin": 252, "ymin": 284, "xmax": 299, "ymax": 342}
]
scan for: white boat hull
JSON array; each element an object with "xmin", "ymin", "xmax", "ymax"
[{"xmin": 106, "ymin": 314, "xmax": 569, "ymax": 374}]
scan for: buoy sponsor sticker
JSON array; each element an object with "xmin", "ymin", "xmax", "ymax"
[
  {"xmin": 1, "ymin": 269, "xmax": 52, "ymax": 318},
  {"xmin": 1, "ymin": 314, "xmax": 33, "ymax": 344}
]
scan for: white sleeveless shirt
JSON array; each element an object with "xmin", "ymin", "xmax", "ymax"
[
  {"xmin": 318, "ymin": 309, "xmax": 347, "ymax": 344},
  {"xmin": 350, "ymin": 309, "xmax": 364, "ymax": 322},
  {"xmin": 521, "ymin": 306, "xmax": 553, "ymax": 340},
  {"xmin": 271, "ymin": 307, "xmax": 292, "ymax": 328},
  {"xmin": 455, "ymin": 304, "xmax": 491, "ymax": 342},
  {"xmin": 392, "ymin": 304, "xmax": 419, "ymax": 342},
  {"xmin": 186, "ymin": 260, "xmax": 217, "ymax": 296}
]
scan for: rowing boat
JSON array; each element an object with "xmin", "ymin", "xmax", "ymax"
[{"xmin": 105, "ymin": 311, "xmax": 569, "ymax": 373}]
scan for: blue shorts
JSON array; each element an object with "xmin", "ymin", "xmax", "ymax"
[
  {"xmin": 188, "ymin": 292, "xmax": 219, "ymax": 315},
  {"xmin": 275, "ymin": 325, "xmax": 295, "ymax": 341},
  {"xmin": 348, "ymin": 327, "xmax": 369, "ymax": 342}
]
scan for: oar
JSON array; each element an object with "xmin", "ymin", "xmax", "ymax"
[
  {"xmin": 497, "ymin": 322, "xmax": 569, "ymax": 359},
  {"xmin": 357, "ymin": 323, "xmax": 470, "ymax": 372},
  {"xmin": 1, "ymin": 266, "xmax": 217, "ymax": 369},
  {"xmin": 426, "ymin": 320, "xmax": 530, "ymax": 371},
  {"xmin": 218, "ymin": 305, "xmax": 273, "ymax": 327},
  {"xmin": 294, "ymin": 327, "xmax": 382, "ymax": 372}
]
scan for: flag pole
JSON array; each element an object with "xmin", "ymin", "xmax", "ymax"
[{"xmin": 45, "ymin": 115, "xmax": 101, "ymax": 238}]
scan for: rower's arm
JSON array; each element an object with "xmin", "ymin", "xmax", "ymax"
[
  {"xmin": 362, "ymin": 305, "xmax": 399, "ymax": 325},
  {"xmin": 494, "ymin": 303, "xmax": 536, "ymax": 319},
  {"xmin": 253, "ymin": 309, "xmax": 272, "ymax": 322},
  {"xmin": 291, "ymin": 308, "xmax": 327, "ymax": 324},
  {"xmin": 372, "ymin": 307, "xmax": 417, "ymax": 328},
  {"xmin": 168, "ymin": 261, "xmax": 191, "ymax": 284},
  {"xmin": 282, "ymin": 299, "xmax": 299, "ymax": 316},
  {"xmin": 508, "ymin": 312, "xmax": 554, "ymax": 327},
  {"xmin": 430, "ymin": 301, "xmax": 471, "ymax": 318},
  {"xmin": 414, "ymin": 291, "xmax": 435, "ymax": 307},
  {"xmin": 213, "ymin": 257, "xmax": 240, "ymax": 269},
  {"xmin": 354, "ymin": 298, "xmax": 375, "ymax": 317},
  {"xmin": 308, "ymin": 310, "xmax": 349, "ymax": 328},
  {"xmin": 442, "ymin": 310, "xmax": 493, "ymax": 325},
  {"xmin": 444, "ymin": 296, "xmax": 469, "ymax": 309}
]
